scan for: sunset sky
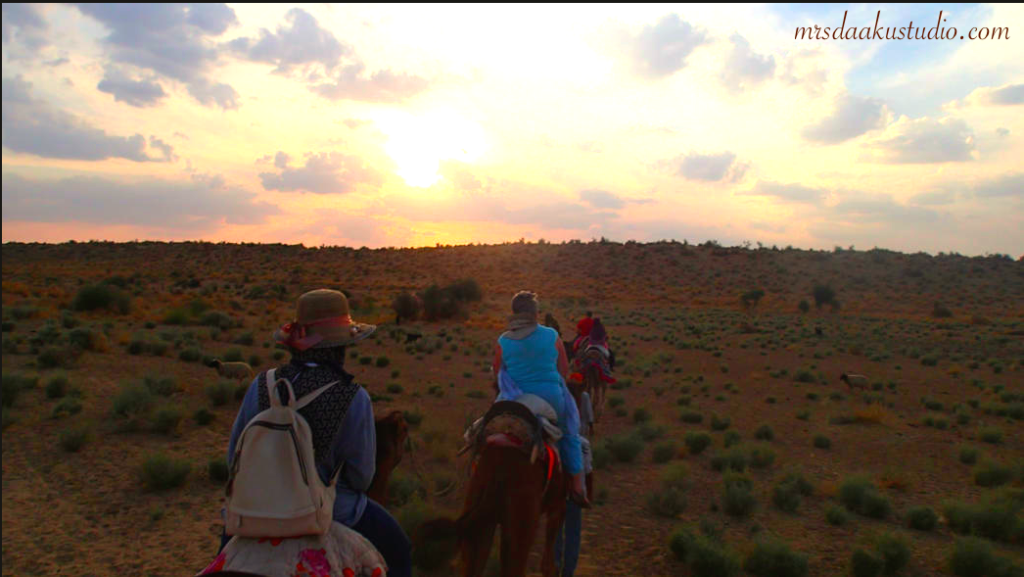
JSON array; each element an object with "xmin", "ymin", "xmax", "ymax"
[{"xmin": 2, "ymin": 3, "xmax": 1022, "ymax": 255}]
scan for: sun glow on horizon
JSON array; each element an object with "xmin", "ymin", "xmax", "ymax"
[{"xmin": 379, "ymin": 111, "xmax": 487, "ymax": 188}]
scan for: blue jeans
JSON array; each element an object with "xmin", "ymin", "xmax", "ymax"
[
  {"xmin": 352, "ymin": 498, "xmax": 412, "ymax": 577},
  {"xmin": 218, "ymin": 499, "xmax": 411, "ymax": 577},
  {"xmin": 554, "ymin": 499, "xmax": 582, "ymax": 577}
]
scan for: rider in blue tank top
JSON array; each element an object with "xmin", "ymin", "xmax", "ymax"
[{"xmin": 492, "ymin": 291, "xmax": 589, "ymax": 506}]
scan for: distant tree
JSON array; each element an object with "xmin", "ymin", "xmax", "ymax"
[
  {"xmin": 812, "ymin": 285, "xmax": 836, "ymax": 309},
  {"xmin": 741, "ymin": 289, "xmax": 765, "ymax": 311},
  {"xmin": 392, "ymin": 292, "xmax": 420, "ymax": 325}
]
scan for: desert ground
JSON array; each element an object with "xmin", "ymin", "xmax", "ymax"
[{"xmin": 2, "ymin": 240, "xmax": 1022, "ymax": 577}]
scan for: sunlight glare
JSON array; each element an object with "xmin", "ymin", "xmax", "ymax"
[{"xmin": 380, "ymin": 111, "xmax": 486, "ymax": 188}]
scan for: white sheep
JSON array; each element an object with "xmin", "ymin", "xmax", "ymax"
[
  {"xmin": 211, "ymin": 359, "xmax": 253, "ymax": 380},
  {"xmin": 840, "ymin": 373, "xmax": 869, "ymax": 391}
]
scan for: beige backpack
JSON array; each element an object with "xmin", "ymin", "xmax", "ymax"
[{"xmin": 225, "ymin": 368, "xmax": 340, "ymax": 538}]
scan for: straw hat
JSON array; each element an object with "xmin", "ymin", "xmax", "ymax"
[{"xmin": 273, "ymin": 289, "xmax": 375, "ymax": 350}]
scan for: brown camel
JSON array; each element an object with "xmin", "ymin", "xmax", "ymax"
[
  {"xmin": 418, "ymin": 438, "xmax": 568, "ymax": 577},
  {"xmin": 367, "ymin": 410, "xmax": 409, "ymax": 507}
]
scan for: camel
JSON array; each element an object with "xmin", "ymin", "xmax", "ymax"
[
  {"xmin": 418, "ymin": 403, "xmax": 568, "ymax": 577},
  {"xmin": 367, "ymin": 410, "xmax": 410, "ymax": 507}
]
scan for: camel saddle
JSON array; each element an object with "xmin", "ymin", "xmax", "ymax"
[{"xmin": 462, "ymin": 394, "xmax": 562, "ymax": 466}]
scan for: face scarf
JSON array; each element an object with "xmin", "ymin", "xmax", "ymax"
[{"xmin": 504, "ymin": 311, "xmax": 538, "ymax": 340}]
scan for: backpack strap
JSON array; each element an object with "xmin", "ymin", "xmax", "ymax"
[
  {"xmin": 295, "ymin": 380, "xmax": 341, "ymax": 410},
  {"xmin": 265, "ymin": 368, "xmax": 298, "ymax": 408}
]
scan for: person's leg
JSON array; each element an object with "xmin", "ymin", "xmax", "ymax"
[
  {"xmin": 554, "ymin": 512, "xmax": 565, "ymax": 573},
  {"xmin": 561, "ymin": 500, "xmax": 582, "ymax": 576},
  {"xmin": 351, "ymin": 499, "xmax": 412, "ymax": 577}
]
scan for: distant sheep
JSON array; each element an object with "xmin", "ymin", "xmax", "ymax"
[
  {"xmin": 840, "ymin": 373, "xmax": 869, "ymax": 390},
  {"xmin": 211, "ymin": 359, "xmax": 253, "ymax": 380}
]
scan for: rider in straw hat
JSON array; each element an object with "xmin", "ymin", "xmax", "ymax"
[{"xmin": 224, "ymin": 289, "xmax": 412, "ymax": 577}]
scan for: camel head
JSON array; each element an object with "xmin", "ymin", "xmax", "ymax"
[{"xmin": 375, "ymin": 410, "xmax": 409, "ymax": 466}]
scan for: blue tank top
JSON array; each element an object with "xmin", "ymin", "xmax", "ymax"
[{"xmin": 498, "ymin": 325, "xmax": 561, "ymax": 389}]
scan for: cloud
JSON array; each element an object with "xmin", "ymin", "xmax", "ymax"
[
  {"xmin": 947, "ymin": 83, "xmax": 1024, "ymax": 109},
  {"xmin": 973, "ymin": 172, "xmax": 1023, "ymax": 199},
  {"xmin": 909, "ymin": 190, "xmax": 957, "ymax": 206},
  {"xmin": 579, "ymin": 189, "xmax": 625, "ymax": 210},
  {"xmin": 2, "ymin": 75, "xmax": 169, "ymax": 162},
  {"xmin": 341, "ymin": 118, "xmax": 371, "ymax": 129},
  {"xmin": 780, "ymin": 49, "xmax": 828, "ymax": 95},
  {"xmin": 312, "ymin": 63, "xmax": 429, "ymax": 103},
  {"xmin": 996, "ymin": 127, "xmax": 1010, "ymax": 137},
  {"xmin": 258, "ymin": 151, "xmax": 383, "ymax": 194},
  {"xmin": 148, "ymin": 136, "xmax": 176, "ymax": 162},
  {"xmin": 74, "ymin": 3, "xmax": 240, "ymax": 109},
  {"xmin": 609, "ymin": 13, "xmax": 709, "ymax": 79},
  {"xmin": 868, "ymin": 116, "xmax": 975, "ymax": 164},
  {"xmin": 801, "ymin": 93, "xmax": 889, "ymax": 144},
  {"xmin": 831, "ymin": 194, "xmax": 940, "ymax": 226},
  {"xmin": 96, "ymin": 66, "xmax": 167, "ymax": 107},
  {"xmin": 720, "ymin": 34, "xmax": 775, "ymax": 93},
  {"xmin": 740, "ymin": 180, "xmax": 826, "ymax": 204},
  {"xmin": 228, "ymin": 8, "xmax": 351, "ymax": 74},
  {"xmin": 988, "ymin": 84, "xmax": 1024, "ymax": 105},
  {"xmin": 674, "ymin": 151, "xmax": 749, "ymax": 182},
  {"xmin": 1, "ymin": 3, "xmax": 49, "ymax": 55},
  {"xmin": 1, "ymin": 172, "xmax": 278, "ymax": 229}
]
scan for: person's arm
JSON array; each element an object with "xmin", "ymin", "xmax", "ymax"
[
  {"xmin": 556, "ymin": 338, "xmax": 570, "ymax": 379},
  {"xmin": 333, "ymin": 388, "xmax": 376, "ymax": 493},
  {"xmin": 492, "ymin": 343, "xmax": 503, "ymax": 395},
  {"xmin": 227, "ymin": 375, "xmax": 260, "ymax": 465}
]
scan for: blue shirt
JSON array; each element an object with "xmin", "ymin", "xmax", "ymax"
[{"xmin": 227, "ymin": 368, "xmax": 376, "ymax": 527}]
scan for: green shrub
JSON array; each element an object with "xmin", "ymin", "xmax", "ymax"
[
  {"xmin": 375, "ymin": 356, "xmax": 390, "ymax": 368},
  {"xmin": 178, "ymin": 347, "xmax": 202, "ymax": 362},
  {"xmin": 59, "ymin": 426, "xmax": 89, "ymax": 452},
  {"xmin": 840, "ymin": 475, "xmax": 890, "ymax": 519},
  {"xmin": 814, "ymin": 434, "xmax": 831, "ymax": 449},
  {"xmin": 112, "ymin": 381, "xmax": 155, "ymax": 419},
  {"xmin": 944, "ymin": 489, "xmax": 1024, "ymax": 542},
  {"xmin": 874, "ymin": 531, "xmax": 910, "ymax": 575},
  {"xmin": 205, "ymin": 381, "xmax": 235, "ymax": 406},
  {"xmin": 710, "ymin": 447, "xmax": 748, "ymax": 473},
  {"xmin": 851, "ymin": 549, "xmax": 884, "ymax": 577},
  {"xmin": 143, "ymin": 375, "xmax": 178, "ymax": 397},
  {"xmin": 386, "ymin": 383, "xmax": 404, "ymax": 394},
  {"xmin": 636, "ymin": 422, "xmax": 666, "ymax": 442},
  {"xmin": 749, "ymin": 443, "xmax": 776, "ymax": 469},
  {"xmin": 974, "ymin": 460, "xmax": 1014, "ymax": 488},
  {"xmin": 754, "ymin": 424, "xmax": 774, "ymax": 441},
  {"xmin": 592, "ymin": 442, "xmax": 611, "ymax": 470},
  {"xmin": 151, "ymin": 404, "xmax": 184, "ymax": 435},
  {"xmin": 606, "ymin": 433, "xmax": 644, "ymax": 463},
  {"xmin": 38, "ymin": 347, "xmax": 73, "ymax": 369},
  {"xmin": 684, "ymin": 431, "xmax": 712, "ymax": 455},
  {"xmin": 743, "ymin": 539, "xmax": 808, "ymax": 577},
  {"xmin": 652, "ymin": 440, "xmax": 678, "ymax": 463},
  {"xmin": 608, "ymin": 395, "xmax": 625, "ymax": 408},
  {"xmin": 772, "ymin": 473, "xmax": 812, "ymax": 514},
  {"xmin": 193, "ymin": 407, "xmax": 215, "ymax": 426},
  {"xmin": 680, "ymin": 409, "xmax": 703, "ymax": 423},
  {"xmin": 387, "ymin": 472, "xmax": 424, "ymax": 507},
  {"xmin": 722, "ymin": 474, "xmax": 756, "ymax": 518},
  {"xmin": 978, "ymin": 426, "xmax": 1003, "ymax": 444},
  {"xmin": 710, "ymin": 414, "xmax": 731, "ymax": 431},
  {"xmin": 207, "ymin": 458, "xmax": 229, "ymax": 483},
  {"xmin": 959, "ymin": 445, "xmax": 980, "ymax": 464},
  {"xmin": 647, "ymin": 463, "xmax": 689, "ymax": 518},
  {"xmin": 140, "ymin": 453, "xmax": 190, "ymax": 491},
  {"xmin": 72, "ymin": 283, "xmax": 130, "ymax": 314},
  {"xmin": 826, "ymin": 505, "xmax": 849, "ymax": 526},
  {"xmin": 402, "ymin": 409, "xmax": 423, "ymax": 427},
  {"xmin": 948, "ymin": 537, "xmax": 1022, "ymax": 577},
  {"xmin": 45, "ymin": 372, "xmax": 70, "ymax": 399},
  {"xmin": 51, "ymin": 397, "xmax": 83, "ymax": 419},
  {"xmin": 200, "ymin": 311, "xmax": 235, "ymax": 329},
  {"xmin": 906, "ymin": 506, "xmax": 938, "ymax": 531},
  {"xmin": 633, "ymin": 407, "xmax": 652, "ymax": 423},
  {"xmin": 668, "ymin": 527, "xmax": 741, "ymax": 577}
]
